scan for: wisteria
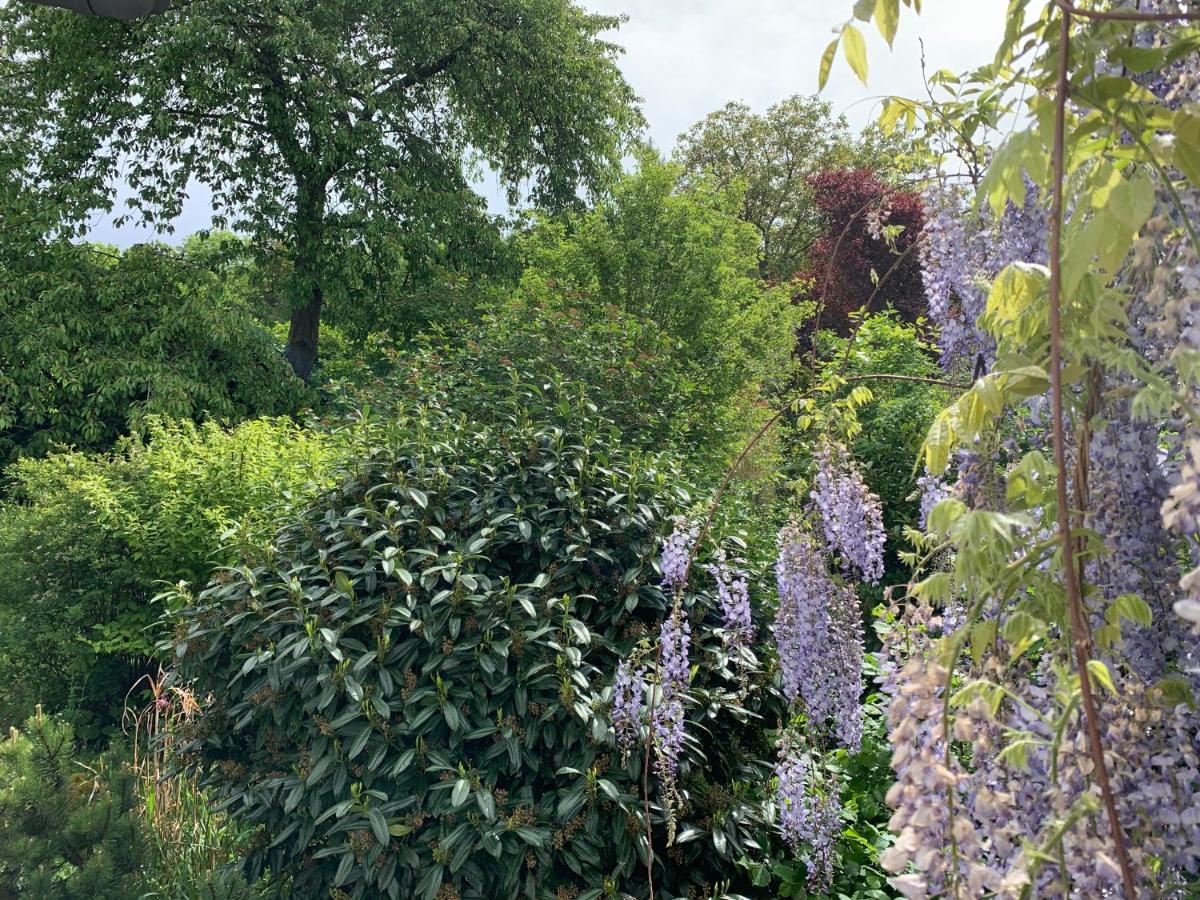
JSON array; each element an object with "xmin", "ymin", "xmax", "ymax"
[
  {"xmin": 775, "ymin": 734, "xmax": 840, "ymax": 892},
  {"xmin": 651, "ymin": 608, "xmax": 691, "ymax": 836},
  {"xmin": 658, "ymin": 516, "xmax": 698, "ymax": 591},
  {"xmin": 611, "ymin": 660, "xmax": 644, "ymax": 760},
  {"xmin": 811, "ymin": 441, "xmax": 886, "ymax": 583},
  {"xmin": 705, "ymin": 549, "xmax": 752, "ymax": 648},
  {"xmin": 920, "ymin": 177, "xmax": 1047, "ymax": 373},
  {"xmin": 773, "ymin": 522, "xmax": 864, "ymax": 748},
  {"xmin": 914, "ymin": 469, "xmax": 948, "ymax": 531}
]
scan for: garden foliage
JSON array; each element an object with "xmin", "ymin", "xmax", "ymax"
[
  {"xmin": 0, "ymin": 241, "xmax": 304, "ymax": 460},
  {"xmin": 0, "ymin": 710, "xmax": 143, "ymax": 899},
  {"xmin": 0, "ymin": 417, "xmax": 349, "ymax": 732},
  {"xmin": 166, "ymin": 381, "xmax": 786, "ymax": 899}
]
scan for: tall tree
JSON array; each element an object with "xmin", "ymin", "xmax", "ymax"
[
  {"xmin": 0, "ymin": 1, "xmax": 641, "ymax": 379},
  {"xmin": 802, "ymin": 167, "xmax": 927, "ymax": 335},
  {"xmin": 673, "ymin": 94, "xmax": 912, "ymax": 281}
]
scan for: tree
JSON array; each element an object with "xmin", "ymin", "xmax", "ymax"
[
  {"xmin": 516, "ymin": 151, "xmax": 798, "ymax": 442},
  {"xmin": 0, "ymin": 241, "xmax": 304, "ymax": 460},
  {"xmin": 20, "ymin": 0, "xmax": 169, "ymax": 19},
  {"xmin": 0, "ymin": 1, "xmax": 641, "ymax": 379},
  {"xmin": 802, "ymin": 167, "xmax": 926, "ymax": 335},
  {"xmin": 0, "ymin": 709, "xmax": 144, "ymax": 899},
  {"xmin": 673, "ymin": 94, "xmax": 912, "ymax": 281}
]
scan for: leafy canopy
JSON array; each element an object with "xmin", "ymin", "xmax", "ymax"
[
  {"xmin": 0, "ymin": 241, "xmax": 304, "ymax": 461},
  {"xmin": 515, "ymin": 152, "xmax": 798, "ymax": 450},
  {"xmin": 674, "ymin": 94, "xmax": 915, "ymax": 280},
  {"xmin": 0, "ymin": 0, "xmax": 641, "ymax": 378}
]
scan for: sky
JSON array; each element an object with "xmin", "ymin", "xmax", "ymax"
[{"xmin": 85, "ymin": 0, "xmax": 1012, "ymax": 247}]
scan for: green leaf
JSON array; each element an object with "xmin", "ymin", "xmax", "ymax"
[
  {"xmin": 476, "ymin": 789, "xmax": 496, "ymax": 821},
  {"xmin": 1174, "ymin": 112, "xmax": 1200, "ymax": 188},
  {"xmin": 1087, "ymin": 659, "xmax": 1116, "ymax": 695},
  {"xmin": 1001, "ymin": 610, "xmax": 1044, "ymax": 660},
  {"xmin": 451, "ymin": 778, "xmax": 470, "ymax": 808},
  {"xmin": 875, "ymin": 0, "xmax": 900, "ymax": 46},
  {"xmin": 818, "ymin": 37, "xmax": 840, "ymax": 90},
  {"xmin": 368, "ymin": 807, "xmax": 390, "ymax": 846},
  {"xmin": 842, "ymin": 25, "xmax": 869, "ymax": 85}
]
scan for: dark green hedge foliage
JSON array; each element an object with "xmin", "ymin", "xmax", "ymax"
[{"xmin": 169, "ymin": 390, "xmax": 781, "ymax": 899}]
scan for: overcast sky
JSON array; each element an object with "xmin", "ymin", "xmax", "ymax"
[{"xmin": 86, "ymin": 0, "xmax": 1012, "ymax": 247}]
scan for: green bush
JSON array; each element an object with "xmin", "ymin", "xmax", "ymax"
[
  {"xmin": 0, "ymin": 241, "xmax": 307, "ymax": 460},
  {"xmin": 512, "ymin": 151, "xmax": 798, "ymax": 453},
  {"xmin": 167, "ymin": 383, "xmax": 784, "ymax": 899},
  {"xmin": 0, "ymin": 417, "xmax": 351, "ymax": 733},
  {"xmin": 0, "ymin": 709, "xmax": 143, "ymax": 899},
  {"xmin": 807, "ymin": 312, "xmax": 948, "ymax": 587}
]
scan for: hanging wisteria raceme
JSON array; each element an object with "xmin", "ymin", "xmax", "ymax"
[
  {"xmin": 611, "ymin": 659, "xmax": 645, "ymax": 761},
  {"xmin": 704, "ymin": 548, "xmax": 752, "ymax": 649},
  {"xmin": 920, "ymin": 178, "xmax": 1047, "ymax": 373},
  {"xmin": 914, "ymin": 470, "xmax": 948, "ymax": 531},
  {"xmin": 1088, "ymin": 399, "xmax": 1187, "ymax": 681},
  {"xmin": 658, "ymin": 516, "xmax": 698, "ymax": 592},
  {"xmin": 811, "ymin": 441, "xmax": 886, "ymax": 584},
  {"xmin": 773, "ymin": 522, "xmax": 865, "ymax": 750},
  {"xmin": 651, "ymin": 607, "xmax": 691, "ymax": 835},
  {"xmin": 775, "ymin": 734, "xmax": 840, "ymax": 893},
  {"xmin": 920, "ymin": 187, "xmax": 992, "ymax": 371}
]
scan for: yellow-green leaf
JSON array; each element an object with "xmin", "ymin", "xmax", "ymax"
[
  {"xmin": 842, "ymin": 25, "xmax": 869, "ymax": 85},
  {"xmin": 818, "ymin": 37, "xmax": 839, "ymax": 91},
  {"xmin": 875, "ymin": 0, "xmax": 900, "ymax": 47},
  {"xmin": 1174, "ymin": 112, "xmax": 1200, "ymax": 187},
  {"xmin": 1087, "ymin": 659, "xmax": 1116, "ymax": 695}
]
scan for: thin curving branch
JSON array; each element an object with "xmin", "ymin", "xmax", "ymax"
[{"xmin": 1045, "ymin": 6, "xmax": 1139, "ymax": 896}]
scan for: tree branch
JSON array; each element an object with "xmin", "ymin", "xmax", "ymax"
[
  {"xmin": 1046, "ymin": 7, "xmax": 1138, "ymax": 896},
  {"xmin": 376, "ymin": 35, "xmax": 475, "ymax": 100},
  {"xmin": 1053, "ymin": 0, "xmax": 1200, "ymax": 21}
]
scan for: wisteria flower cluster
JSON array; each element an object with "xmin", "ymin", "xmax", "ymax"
[
  {"xmin": 773, "ymin": 522, "xmax": 865, "ymax": 750},
  {"xmin": 651, "ymin": 608, "xmax": 691, "ymax": 839},
  {"xmin": 811, "ymin": 441, "xmax": 886, "ymax": 583},
  {"xmin": 920, "ymin": 179, "xmax": 1046, "ymax": 373},
  {"xmin": 611, "ymin": 659, "xmax": 645, "ymax": 761},
  {"xmin": 705, "ymin": 548, "xmax": 752, "ymax": 649},
  {"xmin": 775, "ymin": 734, "xmax": 840, "ymax": 892},
  {"xmin": 658, "ymin": 516, "xmax": 698, "ymax": 591}
]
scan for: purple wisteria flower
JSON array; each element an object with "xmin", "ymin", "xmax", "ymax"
[
  {"xmin": 705, "ymin": 549, "xmax": 752, "ymax": 648},
  {"xmin": 652, "ymin": 609, "xmax": 691, "ymax": 781},
  {"xmin": 811, "ymin": 442, "xmax": 886, "ymax": 584},
  {"xmin": 776, "ymin": 736, "xmax": 840, "ymax": 892},
  {"xmin": 915, "ymin": 470, "xmax": 949, "ymax": 531},
  {"xmin": 659, "ymin": 516, "xmax": 698, "ymax": 591},
  {"xmin": 773, "ymin": 522, "xmax": 865, "ymax": 750},
  {"xmin": 611, "ymin": 659, "xmax": 645, "ymax": 759}
]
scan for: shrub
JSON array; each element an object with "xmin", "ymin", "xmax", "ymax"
[
  {"xmin": 0, "ymin": 241, "xmax": 307, "ymax": 460},
  {"xmin": 0, "ymin": 709, "xmax": 143, "ymax": 899},
  {"xmin": 167, "ymin": 384, "xmax": 785, "ymax": 899},
  {"xmin": 0, "ymin": 417, "xmax": 351, "ymax": 733}
]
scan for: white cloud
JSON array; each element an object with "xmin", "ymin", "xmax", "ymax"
[{"xmin": 86, "ymin": 0, "xmax": 1012, "ymax": 245}]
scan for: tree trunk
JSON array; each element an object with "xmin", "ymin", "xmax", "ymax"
[
  {"xmin": 284, "ymin": 175, "xmax": 328, "ymax": 382},
  {"xmin": 284, "ymin": 286, "xmax": 321, "ymax": 382}
]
